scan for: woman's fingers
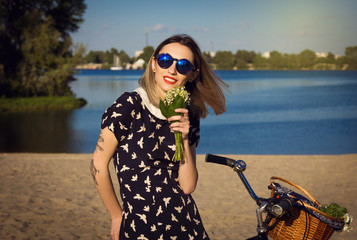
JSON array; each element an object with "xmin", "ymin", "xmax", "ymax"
[
  {"xmin": 167, "ymin": 108, "xmax": 189, "ymax": 122},
  {"xmin": 168, "ymin": 108, "xmax": 190, "ymax": 138}
]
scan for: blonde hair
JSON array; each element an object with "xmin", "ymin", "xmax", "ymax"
[{"xmin": 139, "ymin": 34, "xmax": 228, "ymax": 119}]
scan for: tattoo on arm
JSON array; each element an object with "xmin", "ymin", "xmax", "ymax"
[
  {"xmin": 90, "ymin": 159, "xmax": 100, "ymax": 185},
  {"xmin": 95, "ymin": 130, "xmax": 104, "ymax": 152}
]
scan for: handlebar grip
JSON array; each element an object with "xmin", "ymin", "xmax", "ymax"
[
  {"xmin": 205, "ymin": 154, "xmax": 235, "ymax": 167},
  {"xmin": 271, "ymin": 198, "xmax": 294, "ymax": 217}
]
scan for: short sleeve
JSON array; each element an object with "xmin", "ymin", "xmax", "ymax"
[
  {"xmin": 101, "ymin": 92, "xmax": 138, "ymax": 142},
  {"xmin": 188, "ymin": 111, "xmax": 200, "ymax": 147}
]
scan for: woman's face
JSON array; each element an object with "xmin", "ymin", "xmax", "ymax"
[{"xmin": 152, "ymin": 42, "xmax": 196, "ymax": 99}]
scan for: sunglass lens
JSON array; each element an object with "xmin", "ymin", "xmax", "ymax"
[
  {"xmin": 177, "ymin": 60, "xmax": 193, "ymax": 75},
  {"xmin": 157, "ymin": 54, "xmax": 173, "ymax": 69}
]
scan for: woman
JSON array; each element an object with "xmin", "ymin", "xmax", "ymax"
[{"xmin": 90, "ymin": 34, "xmax": 227, "ymax": 240}]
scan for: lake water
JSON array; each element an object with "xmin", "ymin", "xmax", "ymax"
[{"xmin": 1, "ymin": 70, "xmax": 357, "ymax": 154}]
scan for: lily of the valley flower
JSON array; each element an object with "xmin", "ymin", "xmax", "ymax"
[{"xmin": 159, "ymin": 86, "xmax": 190, "ymax": 162}]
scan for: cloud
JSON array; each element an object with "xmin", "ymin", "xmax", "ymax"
[{"xmin": 152, "ymin": 24, "xmax": 168, "ymax": 32}]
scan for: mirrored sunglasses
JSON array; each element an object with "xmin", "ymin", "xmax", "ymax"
[{"xmin": 156, "ymin": 53, "xmax": 195, "ymax": 75}]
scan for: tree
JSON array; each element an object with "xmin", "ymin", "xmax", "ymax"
[
  {"xmin": 326, "ymin": 52, "xmax": 336, "ymax": 62},
  {"xmin": 235, "ymin": 59, "xmax": 249, "ymax": 70},
  {"xmin": 298, "ymin": 49, "xmax": 316, "ymax": 69},
  {"xmin": 344, "ymin": 46, "xmax": 357, "ymax": 69},
  {"xmin": 0, "ymin": 0, "xmax": 86, "ymax": 97},
  {"xmin": 345, "ymin": 46, "xmax": 357, "ymax": 58},
  {"xmin": 269, "ymin": 51, "xmax": 285, "ymax": 69},
  {"xmin": 139, "ymin": 46, "xmax": 155, "ymax": 64},
  {"xmin": 282, "ymin": 53, "xmax": 299, "ymax": 70},
  {"xmin": 85, "ymin": 51, "xmax": 104, "ymax": 63},
  {"xmin": 235, "ymin": 50, "xmax": 256, "ymax": 64},
  {"xmin": 119, "ymin": 50, "xmax": 131, "ymax": 67},
  {"xmin": 214, "ymin": 51, "xmax": 235, "ymax": 70},
  {"xmin": 202, "ymin": 52, "xmax": 214, "ymax": 65},
  {"xmin": 252, "ymin": 53, "xmax": 266, "ymax": 69}
]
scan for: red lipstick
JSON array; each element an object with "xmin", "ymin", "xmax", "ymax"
[{"xmin": 163, "ymin": 76, "xmax": 177, "ymax": 84}]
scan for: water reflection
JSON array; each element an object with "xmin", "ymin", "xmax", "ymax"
[
  {"xmin": 71, "ymin": 77, "xmax": 140, "ymax": 109},
  {"xmin": 0, "ymin": 110, "xmax": 75, "ymax": 152},
  {"xmin": 0, "ymin": 71, "xmax": 142, "ymax": 153}
]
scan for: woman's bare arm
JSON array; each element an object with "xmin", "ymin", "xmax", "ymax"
[
  {"xmin": 168, "ymin": 108, "xmax": 198, "ymax": 194},
  {"xmin": 90, "ymin": 127, "xmax": 122, "ymax": 239}
]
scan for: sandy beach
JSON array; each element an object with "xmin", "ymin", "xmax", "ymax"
[{"xmin": 0, "ymin": 153, "xmax": 356, "ymax": 240}]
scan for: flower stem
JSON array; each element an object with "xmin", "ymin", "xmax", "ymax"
[{"xmin": 174, "ymin": 131, "xmax": 183, "ymax": 162}]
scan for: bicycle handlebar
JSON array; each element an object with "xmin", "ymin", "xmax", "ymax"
[
  {"xmin": 206, "ymin": 154, "xmax": 258, "ymax": 201},
  {"xmin": 205, "ymin": 154, "xmax": 236, "ymax": 167},
  {"xmin": 205, "ymin": 153, "xmax": 297, "ymax": 240}
]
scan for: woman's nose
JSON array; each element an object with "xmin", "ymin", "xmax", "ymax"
[{"xmin": 168, "ymin": 61, "xmax": 177, "ymax": 74}]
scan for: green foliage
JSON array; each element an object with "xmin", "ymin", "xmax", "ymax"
[
  {"xmin": 319, "ymin": 203, "xmax": 347, "ymax": 219},
  {"xmin": 235, "ymin": 50, "xmax": 256, "ymax": 63},
  {"xmin": 345, "ymin": 46, "xmax": 357, "ymax": 58},
  {"xmin": 344, "ymin": 46, "xmax": 357, "ymax": 70},
  {"xmin": 0, "ymin": 96, "xmax": 87, "ymax": 112},
  {"xmin": 85, "ymin": 51, "xmax": 105, "ymax": 63},
  {"xmin": 139, "ymin": 46, "xmax": 155, "ymax": 64},
  {"xmin": 253, "ymin": 53, "xmax": 269, "ymax": 70},
  {"xmin": 214, "ymin": 51, "xmax": 235, "ymax": 70},
  {"xmin": 269, "ymin": 51, "xmax": 285, "ymax": 69},
  {"xmin": 298, "ymin": 49, "xmax": 317, "ymax": 69},
  {"xmin": 202, "ymin": 52, "xmax": 214, "ymax": 65},
  {"xmin": 235, "ymin": 59, "xmax": 249, "ymax": 70},
  {"xmin": 159, "ymin": 94, "xmax": 186, "ymax": 119},
  {"xmin": 0, "ymin": 0, "xmax": 86, "ymax": 97},
  {"xmin": 119, "ymin": 50, "xmax": 131, "ymax": 67}
]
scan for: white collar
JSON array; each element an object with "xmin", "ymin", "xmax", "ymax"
[{"xmin": 135, "ymin": 87, "xmax": 167, "ymax": 120}]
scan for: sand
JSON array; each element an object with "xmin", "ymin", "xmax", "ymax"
[{"xmin": 0, "ymin": 153, "xmax": 356, "ymax": 240}]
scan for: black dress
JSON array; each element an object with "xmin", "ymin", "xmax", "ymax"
[{"xmin": 101, "ymin": 87, "xmax": 209, "ymax": 240}]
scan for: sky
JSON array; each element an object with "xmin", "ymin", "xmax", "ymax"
[{"xmin": 71, "ymin": 0, "xmax": 357, "ymax": 57}]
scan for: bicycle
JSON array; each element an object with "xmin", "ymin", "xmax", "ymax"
[{"xmin": 205, "ymin": 154, "xmax": 346, "ymax": 240}]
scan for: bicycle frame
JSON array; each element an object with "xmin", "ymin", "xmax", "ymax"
[{"xmin": 205, "ymin": 154, "xmax": 294, "ymax": 240}]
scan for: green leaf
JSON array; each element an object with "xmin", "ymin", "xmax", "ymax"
[
  {"xmin": 171, "ymin": 94, "xmax": 186, "ymax": 109},
  {"xmin": 159, "ymin": 100, "xmax": 170, "ymax": 118},
  {"xmin": 319, "ymin": 203, "xmax": 348, "ymax": 218}
]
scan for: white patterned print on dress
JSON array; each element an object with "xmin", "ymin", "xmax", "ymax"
[{"xmin": 101, "ymin": 90, "xmax": 207, "ymax": 239}]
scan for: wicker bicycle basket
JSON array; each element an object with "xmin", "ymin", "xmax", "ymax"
[{"xmin": 264, "ymin": 177, "xmax": 345, "ymax": 240}]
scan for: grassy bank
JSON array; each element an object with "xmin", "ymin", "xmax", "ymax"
[{"xmin": 0, "ymin": 96, "xmax": 87, "ymax": 112}]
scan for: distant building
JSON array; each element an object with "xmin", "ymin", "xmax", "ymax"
[
  {"xmin": 263, "ymin": 52, "xmax": 270, "ymax": 58},
  {"xmin": 76, "ymin": 63, "xmax": 102, "ymax": 70},
  {"xmin": 203, "ymin": 51, "xmax": 216, "ymax": 58},
  {"xmin": 135, "ymin": 50, "xmax": 144, "ymax": 58},
  {"xmin": 132, "ymin": 59, "xmax": 145, "ymax": 70},
  {"xmin": 316, "ymin": 52, "xmax": 327, "ymax": 58}
]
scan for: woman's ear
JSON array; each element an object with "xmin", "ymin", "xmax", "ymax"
[
  {"xmin": 189, "ymin": 69, "xmax": 200, "ymax": 82},
  {"xmin": 151, "ymin": 57, "xmax": 156, "ymax": 72}
]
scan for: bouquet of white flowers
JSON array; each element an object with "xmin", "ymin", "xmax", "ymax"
[{"xmin": 159, "ymin": 86, "xmax": 190, "ymax": 162}]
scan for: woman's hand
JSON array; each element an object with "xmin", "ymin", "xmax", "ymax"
[
  {"xmin": 169, "ymin": 108, "xmax": 198, "ymax": 193},
  {"xmin": 167, "ymin": 108, "xmax": 190, "ymax": 140},
  {"xmin": 110, "ymin": 216, "xmax": 122, "ymax": 240}
]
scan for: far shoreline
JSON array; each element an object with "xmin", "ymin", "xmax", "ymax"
[{"xmin": 0, "ymin": 96, "xmax": 87, "ymax": 113}]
